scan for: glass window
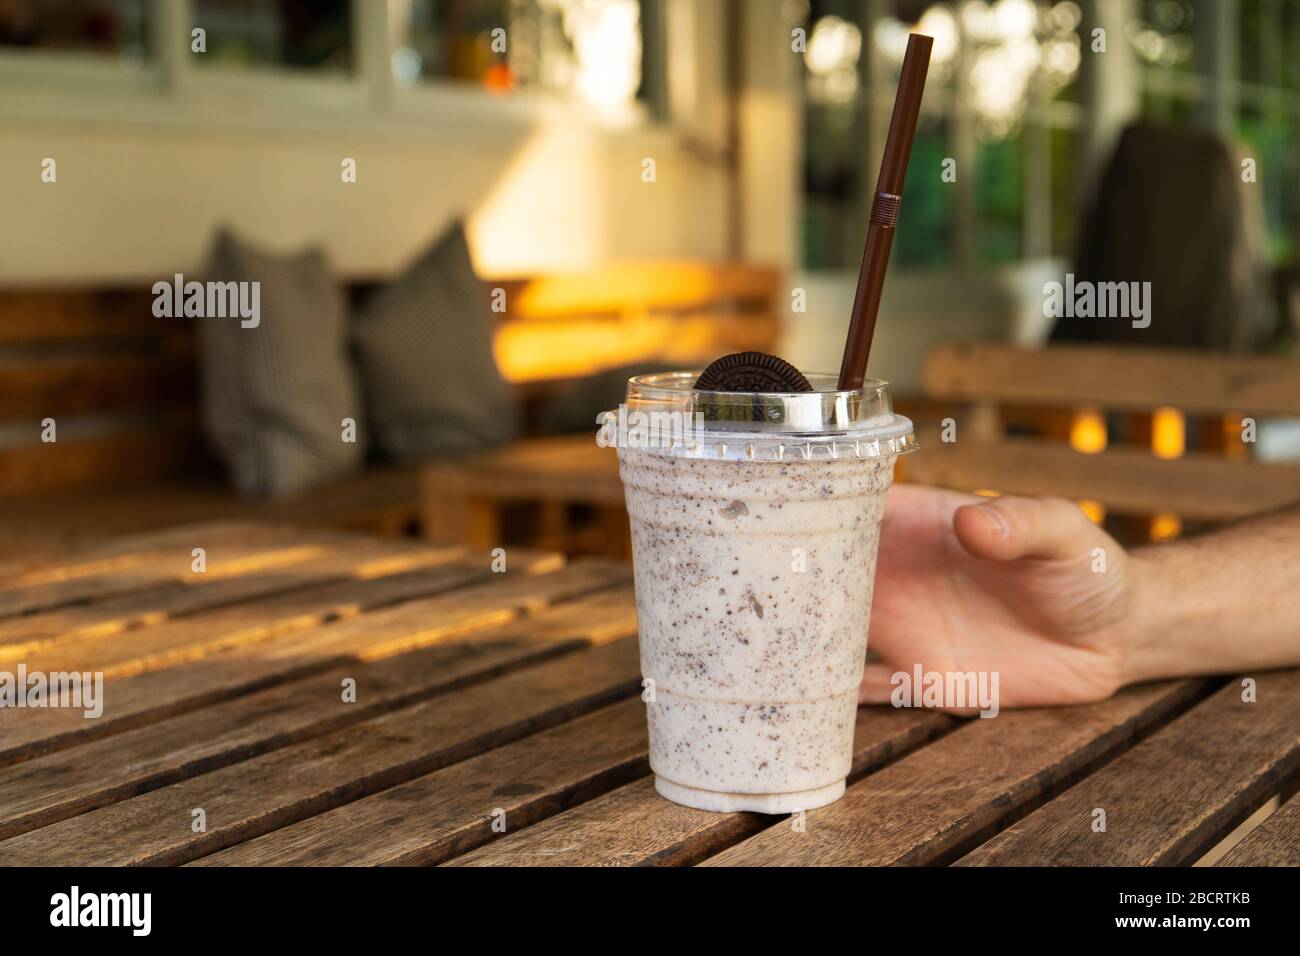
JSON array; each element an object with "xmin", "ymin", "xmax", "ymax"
[
  {"xmin": 1130, "ymin": 0, "xmax": 1196, "ymax": 76},
  {"xmin": 1239, "ymin": 104, "xmax": 1297, "ymax": 262},
  {"xmin": 800, "ymin": 1, "xmax": 864, "ymax": 269},
  {"xmin": 392, "ymin": 0, "xmax": 645, "ymax": 110},
  {"xmin": 975, "ymin": 132, "xmax": 1024, "ymax": 265},
  {"xmin": 894, "ymin": 117, "xmax": 955, "ymax": 269},
  {"xmin": 0, "ymin": 0, "xmax": 149, "ymax": 61},
  {"xmin": 1141, "ymin": 89, "xmax": 1195, "ymax": 124},
  {"xmin": 191, "ymin": 0, "xmax": 353, "ymax": 72},
  {"xmin": 1131, "ymin": 0, "xmax": 1300, "ymax": 266},
  {"xmin": 800, "ymin": 0, "xmax": 1082, "ymax": 271},
  {"xmin": 1048, "ymin": 125, "xmax": 1079, "ymax": 256}
]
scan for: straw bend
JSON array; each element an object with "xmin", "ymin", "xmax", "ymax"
[{"xmin": 869, "ymin": 192, "xmax": 901, "ymax": 228}]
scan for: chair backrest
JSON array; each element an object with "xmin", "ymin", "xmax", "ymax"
[
  {"xmin": 922, "ymin": 342, "xmax": 1300, "ymax": 416},
  {"xmin": 907, "ymin": 342, "xmax": 1300, "ymax": 525},
  {"xmin": 488, "ymin": 260, "xmax": 782, "ymax": 383},
  {"xmin": 0, "ymin": 289, "xmax": 202, "ymax": 497}
]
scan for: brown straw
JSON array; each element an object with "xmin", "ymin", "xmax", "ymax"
[{"xmin": 837, "ymin": 33, "xmax": 933, "ymax": 390}]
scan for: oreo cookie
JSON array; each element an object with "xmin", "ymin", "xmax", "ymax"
[{"xmin": 694, "ymin": 352, "xmax": 813, "ymax": 393}]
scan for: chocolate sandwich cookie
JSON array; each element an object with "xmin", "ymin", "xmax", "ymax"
[{"xmin": 693, "ymin": 352, "xmax": 813, "ymax": 393}]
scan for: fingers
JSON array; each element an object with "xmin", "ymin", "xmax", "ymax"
[
  {"xmin": 858, "ymin": 662, "xmax": 986, "ymax": 716},
  {"xmin": 953, "ymin": 495, "xmax": 1095, "ymax": 563},
  {"xmin": 857, "ymin": 663, "xmax": 895, "ymax": 704}
]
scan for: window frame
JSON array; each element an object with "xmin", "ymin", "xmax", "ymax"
[{"xmin": 0, "ymin": 0, "xmax": 659, "ymax": 139}]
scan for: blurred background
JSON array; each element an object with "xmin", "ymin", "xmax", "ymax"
[{"xmin": 1, "ymin": 0, "xmax": 1298, "ymax": 554}]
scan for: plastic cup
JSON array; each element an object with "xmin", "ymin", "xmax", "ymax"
[{"xmin": 599, "ymin": 372, "xmax": 916, "ymax": 814}]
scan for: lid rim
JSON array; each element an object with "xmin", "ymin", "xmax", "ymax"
[{"xmin": 621, "ymin": 370, "xmax": 907, "ymax": 438}]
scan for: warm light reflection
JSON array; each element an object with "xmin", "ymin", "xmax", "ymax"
[
  {"xmin": 973, "ymin": 488, "xmax": 1001, "ymax": 497},
  {"xmin": 1069, "ymin": 408, "xmax": 1108, "ymax": 454},
  {"xmin": 1152, "ymin": 407, "xmax": 1186, "ymax": 460},
  {"xmin": 469, "ymin": 129, "xmax": 605, "ymax": 274},
  {"xmin": 508, "ymin": 264, "xmax": 721, "ymax": 317},
  {"xmin": 1222, "ymin": 412, "xmax": 1248, "ymax": 459},
  {"xmin": 484, "ymin": 63, "xmax": 514, "ymax": 94},
  {"xmin": 494, "ymin": 312, "xmax": 772, "ymax": 382},
  {"xmin": 1151, "ymin": 514, "xmax": 1182, "ymax": 541},
  {"xmin": 1078, "ymin": 499, "xmax": 1105, "ymax": 525},
  {"xmin": 568, "ymin": 0, "xmax": 642, "ymax": 111},
  {"xmin": 486, "ymin": 262, "xmax": 779, "ymax": 381}
]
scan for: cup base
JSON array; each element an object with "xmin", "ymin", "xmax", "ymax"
[{"xmin": 654, "ymin": 775, "xmax": 846, "ymax": 815}]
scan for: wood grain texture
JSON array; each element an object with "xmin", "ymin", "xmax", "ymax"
[
  {"xmin": 906, "ymin": 433, "xmax": 1300, "ymax": 522},
  {"xmin": 702, "ymin": 679, "xmax": 1211, "ymax": 866},
  {"xmin": 196, "ymin": 695, "xmax": 652, "ymax": 867},
  {"xmin": 450, "ymin": 707, "xmax": 952, "ymax": 867},
  {"xmin": 0, "ymin": 425, "xmax": 204, "ymax": 495},
  {"xmin": 0, "ymin": 355, "xmax": 193, "ymax": 420},
  {"xmin": 0, "ymin": 520, "xmax": 293, "ymax": 580},
  {"xmin": 956, "ymin": 670, "xmax": 1300, "ymax": 866},
  {"xmin": 0, "ymin": 539, "xmax": 469, "ymax": 658},
  {"xmin": 0, "ymin": 543, "xmax": 486, "ymax": 679},
  {"xmin": 494, "ymin": 311, "xmax": 780, "ymax": 383},
  {"xmin": 1216, "ymin": 793, "xmax": 1300, "ymax": 866},
  {"xmin": 0, "ymin": 469, "xmax": 421, "ymax": 547},
  {"xmin": 923, "ymin": 342, "xmax": 1300, "ymax": 416},
  {"xmin": 0, "ymin": 637, "xmax": 643, "ymax": 865},
  {"xmin": 0, "ymin": 521, "xmax": 347, "ymax": 616},
  {"xmin": 489, "ymin": 262, "xmax": 779, "ymax": 319},
  {"xmin": 0, "ymin": 558, "xmax": 619, "ymax": 767},
  {"xmin": 424, "ymin": 435, "xmax": 624, "ymax": 505},
  {"xmin": 0, "ymin": 289, "xmax": 159, "ymax": 344},
  {"xmin": 0, "ymin": 587, "xmax": 637, "ymax": 841}
]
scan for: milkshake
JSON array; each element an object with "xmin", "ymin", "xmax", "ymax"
[{"xmin": 603, "ymin": 370, "xmax": 915, "ymax": 814}]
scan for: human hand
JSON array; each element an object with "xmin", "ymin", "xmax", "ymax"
[{"xmin": 859, "ymin": 485, "xmax": 1145, "ymax": 711}]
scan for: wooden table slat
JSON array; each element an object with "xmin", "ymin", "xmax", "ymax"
[
  {"xmin": 0, "ymin": 636, "xmax": 642, "ymax": 865},
  {"xmin": 0, "ymin": 539, "xmax": 470, "ymax": 658},
  {"xmin": 955, "ymin": 670, "xmax": 1300, "ymax": 866},
  {"xmin": 0, "ymin": 545, "xmax": 489, "ymax": 679},
  {"xmin": 0, "ymin": 587, "xmax": 637, "ymax": 841},
  {"xmin": 448, "ymin": 707, "xmax": 952, "ymax": 868},
  {"xmin": 0, "ymin": 558, "xmax": 623, "ymax": 767},
  {"xmin": 700, "ymin": 678, "xmax": 1213, "ymax": 866},
  {"xmin": 0, "ymin": 521, "xmax": 349, "ymax": 616},
  {"xmin": 197, "ymin": 696, "xmax": 652, "ymax": 867},
  {"xmin": 1216, "ymin": 793, "xmax": 1300, "ymax": 866}
]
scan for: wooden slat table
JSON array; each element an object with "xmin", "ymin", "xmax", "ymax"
[
  {"xmin": 421, "ymin": 435, "xmax": 628, "ymax": 558},
  {"xmin": 0, "ymin": 520, "xmax": 1295, "ymax": 867}
]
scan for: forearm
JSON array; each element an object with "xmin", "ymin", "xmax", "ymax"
[{"xmin": 1123, "ymin": 504, "xmax": 1300, "ymax": 684}]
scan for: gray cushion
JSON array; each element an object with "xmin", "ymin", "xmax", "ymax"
[
  {"xmin": 353, "ymin": 221, "xmax": 517, "ymax": 460},
  {"xmin": 200, "ymin": 230, "xmax": 362, "ymax": 498}
]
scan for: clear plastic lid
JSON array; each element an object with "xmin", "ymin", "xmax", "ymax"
[{"xmin": 597, "ymin": 371, "xmax": 916, "ymax": 461}]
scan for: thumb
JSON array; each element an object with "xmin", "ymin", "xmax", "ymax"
[{"xmin": 953, "ymin": 495, "xmax": 1096, "ymax": 563}]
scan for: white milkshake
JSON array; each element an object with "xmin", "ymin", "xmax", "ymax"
[{"xmin": 604, "ymin": 371, "xmax": 914, "ymax": 814}]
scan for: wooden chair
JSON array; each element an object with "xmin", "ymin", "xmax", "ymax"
[
  {"xmin": 423, "ymin": 261, "xmax": 783, "ymax": 557},
  {"xmin": 905, "ymin": 342, "xmax": 1300, "ymax": 535},
  {"xmin": 491, "ymin": 261, "xmax": 782, "ymax": 433},
  {"xmin": 422, "ymin": 435, "xmax": 626, "ymax": 559},
  {"xmin": 490, "ymin": 261, "xmax": 781, "ymax": 384}
]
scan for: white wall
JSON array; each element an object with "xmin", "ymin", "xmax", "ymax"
[{"xmin": 0, "ymin": 112, "xmax": 732, "ymax": 284}]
